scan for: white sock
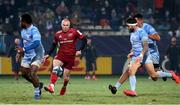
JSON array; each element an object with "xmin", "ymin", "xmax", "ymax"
[
  {"xmin": 157, "ymin": 71, "xmax": 172, "ymax": 78},
  {"xmin": 129, "ymin": 75, "xmax": 136, "ymax": 91},
  {"xmin": 34, "ymin": 87, "xmax": 40, "ymax": 95},
  {"xmin": 115, "ymin": 82, "xmax": 121, "ymax": 89}
]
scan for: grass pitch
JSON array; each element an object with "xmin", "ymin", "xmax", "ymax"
[{"xmin": 0, "ymin": 75, "xmax": 180, "ymax": 104}]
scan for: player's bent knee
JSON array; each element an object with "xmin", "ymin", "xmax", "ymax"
[{"xmin": 52, "ymin": 66, "xmax": 63, "ymax": 77}]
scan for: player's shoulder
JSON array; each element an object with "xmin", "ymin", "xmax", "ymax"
[
  {"xmin": 55, "ymin": 30, "xmax": 63, "ymax": 34},
  {"xmin": 31, "ymin": 25, "xmax": 39, "ymax": 32},
  {"xmin": 143, "ymin": 23, "xmax": 154, "ymax": 28},
  {"xmin": 138, "ymin": 28, "xmax": 147, "ymax": 35},
  {"xmin": 138, "ymin": 28, "xmax": 145, "ymax": 32},
  {"xmin": 69, "ymin": 28, "xmax": 78, "ymax": 32},
  {"xmin": 31, "ymin": 25, "xmax": 37, "ymax": 30}
]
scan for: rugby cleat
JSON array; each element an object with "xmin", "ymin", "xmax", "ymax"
[
  {"xmin": 60, "ymin": 86, "xmax": 66, "ymax": 96},
  {"xmin": 170, "ymin": 71, "xmax": 180, "ymax": 84},
  {"xmin": 44, "ymin": 84, "xmax": 54, "ymax": 93},
  {"xmin": 85, "ymin": 75, "xmax": 91, "ymax": 80},
  {"xmin": 162, "ymin": 77, "xmax": 167, "ymax": 81},
  {"xmin": 92, "ymin": 75, "xmax": 97, "ymax": 80},
  {"xmin": 123, "ymin": 89, "xmax": 137, "ymax": 97},
  {"xmin": 34, "ymin": 94, "xmax": 41, "ymax": 99},
  {"xmin": 108, "ymin": 84, "xmax": 117, "ymax": 94}
]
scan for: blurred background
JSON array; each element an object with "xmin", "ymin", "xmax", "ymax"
[{"xmin": 0, "ymin": 0, "xmax": 179, "ymax": 76}]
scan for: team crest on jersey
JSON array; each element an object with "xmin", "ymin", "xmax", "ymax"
[
  {"xmin": 59, "ymin": 35, "xmax": 62, "ymax": 39},
  {"xmin": 68, "ymin": 33, "xmax": 73, "ymax": 37}
]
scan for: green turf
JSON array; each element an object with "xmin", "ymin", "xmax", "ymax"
[{"xmin": 0, "ymin": 75, "xmax": 180, "ymax": 104}]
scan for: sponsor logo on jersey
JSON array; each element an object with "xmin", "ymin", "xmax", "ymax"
[
  {"xmin": 68, "ymin": 33, "xmax": 73, "ymax": 37},
  {"xmin": 60, "ymin": 40, "xmax": 73, "ymax": 44}
]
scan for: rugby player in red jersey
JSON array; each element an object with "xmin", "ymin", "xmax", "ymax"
[{"xmin": 44, "ymin": 18, "xmax": 87, "ymax": 95}]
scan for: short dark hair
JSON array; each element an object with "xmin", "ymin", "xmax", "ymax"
[
  {"xmin": 126, "ymin": 18, "xmax": 137, "ymax": 24},
  {"xmin": 133, "ymin": 13, "xmax": 143, "ymax": 19},
  {"xmin": 20, "ymin": 13, "xmax": 32, "ymax": 24}
]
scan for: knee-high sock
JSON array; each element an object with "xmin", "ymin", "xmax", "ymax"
[
  {"xmin": 63, "ymin": 79, "xmax": 69, "ymax": 87},
  {"xmin": 157, "ymin": 71, "xmax": 172, "ymax": 77},
  {"xmin": 50, "ymin": 73, "xmax": 58, "ymax": 84},
  {"xmin": 129, "ymin": 75, "xmax": 136, "ymax": 91},
  {"xmin": 115, "ymin": 82, "xmax": 121, "ymax": 89}
]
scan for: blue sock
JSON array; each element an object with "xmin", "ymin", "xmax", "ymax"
[
  {"xmin": 115, "ymin": 82, "xmax": 121, "ymax": 89},
  {"xmin": 157, "ymin": 71, "xmax": 172, "ymax": 77},
  {"xmin": 129, "ymin": 75, "xmax": 136, "ymax": 91}
]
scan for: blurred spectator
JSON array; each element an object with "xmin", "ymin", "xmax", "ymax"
[
  {"xmin": 165, "ymin": 37, "xmax": 180, "ymax": 74},
  {"xmin": 55, "ymin": 1, "xmax": 69, "ymax": 17},
  {"xmin": 81, "ymin": 37, "xmax": 97, "ymax": 80},
  {"xmin": 7, "ymin": 38, "xmax": 21, "ymax": 80},
  {"xmin": 110, "ymin": 9, "xmax": 119, "ymax": 31}
]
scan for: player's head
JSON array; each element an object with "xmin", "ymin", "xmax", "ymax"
[
  {"xmin": 14, "ymin": 38, "xmax": 20, "ymax": 45},
  {"xmin": 61, "ymin": 18, "xmax": 70, "ymax": 32},
  {"xmin": 87, "ymin": 38, "xmax": 92, "ymax": 45},
  {"xmin": 20, "ymin": 13, "xmax": 32, "ymax": 29},
  {"xmin": 126, "ymin": 18, "xmax": 137, "ymax": 33},
  {"xmin": 171, "ymin": 37, "xmax": 176, "ymax": 45},
  {"xmin": 133, "ymin": 13, "xmax": 144, "ymax": 27}
]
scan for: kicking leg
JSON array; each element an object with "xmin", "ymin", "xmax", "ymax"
[
  {"xmin": 44, "ymin": 59, "xmax": 63, "ymax": 93},
  {"xmin": 123, "ymin": 61, "xmax": 140, "ymax": 96}
]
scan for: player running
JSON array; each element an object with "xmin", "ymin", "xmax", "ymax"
[
  {"xmin": 108, "ymin": 18, "xmax": 179, "ymax": 97},
  {"xmin": 44, "ymin": 18, "xmax": 87, "ymax": 95},
  {"xmin": 16, "ymin": 13, "xmax": 44, "ymax": 99},
  {"xmin": 134, "ymin": 13, "xmax": 167, "ymax": 81}
]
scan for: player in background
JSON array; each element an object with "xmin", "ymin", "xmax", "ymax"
[
  {"xmin": 44, "ymin": 19, "xmax": 87, "ymax": 95},
  {"xmin": 134, "ymin": 13, "xmax": 167, "ymax": 81},
  {"xmin": 16, "ymin": 13, "xmax": 44, "ymax": 99},
  {"xmin": 8, "ymin": 38, "xmax": 21, "ymax": 80},
  {"xmin": 109, "ymin": 18, "xmax": 179, "ymax": 96}
]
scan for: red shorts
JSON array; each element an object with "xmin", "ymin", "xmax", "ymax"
[{"xmin": 54, "ymin": 54, "xmax": 75, "ymax": 70}]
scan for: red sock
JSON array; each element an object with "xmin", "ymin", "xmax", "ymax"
[
  {"xmin": 50, "ymin": 73, "xmax": 58, "ymax": 84},
  {"xmin": 63, "ymin": 79, "xmax": 69, "ymax": 87}
]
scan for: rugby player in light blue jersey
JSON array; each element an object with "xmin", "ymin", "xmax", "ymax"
[
  {"xmin": 109, "ymin": 18, "xmax": 179, "ymax": 97},
  {"xmin": 134, "ymin": 13, "xmax": 165, "ymax": 81},
  {"xmin": 16, "ymin": 13, "xmax": 44, "ymax": 99}
]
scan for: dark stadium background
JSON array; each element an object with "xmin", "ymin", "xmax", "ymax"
[{"xmin": 0, "ymin": 0, "xmax": 179, "ymax": 75}]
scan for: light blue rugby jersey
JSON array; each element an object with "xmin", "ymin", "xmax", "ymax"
[
  {"xmin": 130, "ymin": 28, "xmax": 149, "ymax": 57},
  {"xmin": 21, "ymin": 25, "xmax": 44, "ymax": 58},
  {"xmin": 142, "ymin": 23, "xmax": 159, "ymax": 54}
]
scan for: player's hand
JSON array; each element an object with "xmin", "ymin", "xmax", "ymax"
[
  {"xmin": 76, "ymin": 50, "xmax": 82, "ymax": 56},
  {"xmin": 127, "ymin": 52, "xmax": 133, "ymax": 59},
  {"xmin": 16, "ymin": 47, "xmax": 24, "ymax": 53},
  {"xmin": 42, "ymin": 55, "xmax": 50, "ymax": 64},
  {"xmin": 44, "ymin": 55, "xmax": 50, "ymax": 60},
  {"xmin": 135, "ymin": 54, "xmax": 143, "ymax": 63}
]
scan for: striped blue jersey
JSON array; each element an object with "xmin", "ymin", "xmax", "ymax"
[
  {"xmin": 130, "ymin": 28, "xmax": 149, "ymax": 57},
  {"xmin": 142, "ymin": 23, "xmax": 159, "ymax": 54},
  {"xmin": 21, "ymin": 25, "xmax": 44, "ymax": 57}
]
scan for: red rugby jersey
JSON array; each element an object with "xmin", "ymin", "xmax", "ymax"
[{"xmin": 54, "ymin": 28, "xmax": 85, "ymax": 56}]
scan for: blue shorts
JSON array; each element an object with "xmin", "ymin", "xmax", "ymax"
[
  {"xmin": 150, "ymin": 52, "xmax": 159, "ymax": 65},
  {"xmin": 131, "ymin": 54, "xmax": 153, "ymax": 65}
]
